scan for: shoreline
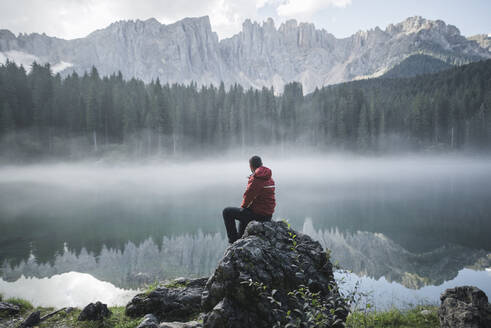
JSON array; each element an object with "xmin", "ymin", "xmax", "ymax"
[{"xmin": 0, "ymin": 295, "xmax": 440, "ymax": 328}]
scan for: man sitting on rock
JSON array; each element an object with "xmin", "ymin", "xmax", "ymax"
[{"xmin": 223, "ymin": 155, "xmax": 276, "ymax": 244}]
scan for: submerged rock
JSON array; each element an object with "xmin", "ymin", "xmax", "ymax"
[
  {"xmin": 126, "ymin": 277, "xmax": 208, "ymax": 321},
  {"xmin": 0, "ymin": 302, "xmax": 20, "ymax": 316},
  {"xmin": 77, "ymin": 301, "xmax": 112, "ymax": 321},
  {"xmin": 201, "ymin": 220, "xmax": 348, "ymax": 328},
  {"xmin": 439, "ymin": 286, "xmax": 491, "ymax": 328}
]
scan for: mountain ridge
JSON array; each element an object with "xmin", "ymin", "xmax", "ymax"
[{"xmin": 0, "ymin": 15, "xmax": 490, "ymax": 93}]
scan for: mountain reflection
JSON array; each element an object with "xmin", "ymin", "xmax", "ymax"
[
  {"xmin": 1, "ymin": 219, "xmax": 488, "ymax": 290},
  {"xmin": 1, "ymin": 231, "xmax": 227, "ymax": 289},
  {"xmin": 302, "ymin": 219, "xmax": 490, "ymax": 289}
]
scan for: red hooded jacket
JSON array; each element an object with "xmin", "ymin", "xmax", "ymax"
[{"xmin": 241, "ymin": 166, "xmax": 276, "ymax": 216}]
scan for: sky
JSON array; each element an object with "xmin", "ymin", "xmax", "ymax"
[{"xmin": 0, "ymin": 0, "xmax": 490, "ymax": 40}]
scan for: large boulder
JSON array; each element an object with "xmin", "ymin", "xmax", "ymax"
[
  {"xmin": 126, "ymin": 277, "xmax": 208, "ymax": 321},
  {"xmin": 439, "ymin": 286, "xmax": 491, "ymax": 328},
  {"xmin": 201, "ymin": 220, "xmax": 348, "ymax": 328},
  {"xmin": 77, "ymin": 301, "xmax": 112, "ymax": 321}
]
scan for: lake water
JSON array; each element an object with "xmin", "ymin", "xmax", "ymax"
[{"xmin": 0, "ymin": 154, "xmax": 490, "ymax": 309}]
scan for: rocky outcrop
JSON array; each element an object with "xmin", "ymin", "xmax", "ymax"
[
  {"xmin": 0, "ymin": 16, "xmax": 490, "ymax": 93},
  {"xmin": 201, "ymin": 220, "xmax": 347, "ymax": 327},
  {"xmin": 439, "ymin": 286, "xmax": 491, "ymax": 328},
  {"xmin": 126, "ymin": 277, "xmax": 208, "ymax": 321},
  {"xmin": 125, "ymin": 220, "xmax": 347, "ymax": 328},
  {"xmin": 77, "ymin": 301, "xmax": 112, "ymax": 321}
]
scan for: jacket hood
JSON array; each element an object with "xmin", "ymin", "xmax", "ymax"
[{"xmin": 254, "ymin": 166, "xmax": 272, "ymax": 180}]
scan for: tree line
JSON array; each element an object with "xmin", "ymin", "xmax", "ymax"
[{"xmin": 1, "ymin": 59, "xmax": 490, "ymax": 159}]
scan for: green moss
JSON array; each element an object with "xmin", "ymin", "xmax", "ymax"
[
  {"xmin": 346, "ymin": 305, "xmax": 439, "ymax": 328},
  {"xmin": 4, "ymin": 297, "xmax": 34, "ymax": 313}
]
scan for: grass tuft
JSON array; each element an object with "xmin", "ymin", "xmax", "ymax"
[
  {"xmin": 346, "ymin": 305, "xmax": 439, "ymax": 328},
  {"xmin": 4, "ymin": 297, "xmax": 34, "ymax": 313},
  {"xmin": 143, "ymin": 280, "xmax": 160, "ymax": 295}
]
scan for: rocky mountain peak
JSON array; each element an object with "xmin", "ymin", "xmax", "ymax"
[
  {"xmin": 263, "ymin": 17, "xmax": 275, "ymax": 30},
  {"xmin": 387, "ymin": 15, "xmax": 461, "ymax": 37},
  {"xmin": 278, "ymin": 18, "xmax": 298, "ymax": 32},
  {"xmin": 0, "ymin": 15, "xmax": 490, "ymax": 93},
  {"xmin": 177, "ymin": 15, "xmax": 213, "ymax": 30}
]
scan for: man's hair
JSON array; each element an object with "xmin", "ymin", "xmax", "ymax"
[{"xmin": 249, "ymin": 155, "xmax": 262, "ymax": 169}]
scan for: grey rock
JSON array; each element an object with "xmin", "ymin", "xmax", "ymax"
[
  {"xmin": 0, "ymin": 302, "xmax": 20, "ymax": 316},
  {"xmin": 137, "ymin": 313, "xmax": 159, "ymax": 328},
  {"xmin": 77, "ymin": 301, "xmax": 112, "ymax": 321},
  {"xmin": 439, "ymin": 286, "xmax": 491, "ymax": 328},
  {"xmin": 201, "ymin": 220, "xmax": 348, "ymax": 328},
  {"xmin": 19, "ymin": 310, "xmax": 40, "ymax": 327},
  {"xmin": 126, "ymin": 277, "xmax": 208, "ymax": 321},
  {"xmin": 0, "ymin": 16, "xmax": 490, "ymax": 94}
]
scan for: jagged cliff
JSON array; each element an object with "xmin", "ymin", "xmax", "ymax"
[
  {"xmin": 0, "ymin": 16, "xmax": 490, "ymax": 93},
  {"xmin": 468, "ymin": 34, "xmax": 491, "ymax": 52}
]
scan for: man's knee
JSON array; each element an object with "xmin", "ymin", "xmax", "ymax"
[
  {"xmin": 223, "ymin": 207, "xmax": 231, "ymax": 218},
  {"xmin": 223, "ymin": 207, "xmax": 237, "ymax": 219}
]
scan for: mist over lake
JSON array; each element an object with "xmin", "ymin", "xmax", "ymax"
[
  {"xmin": 1, "ymin": 3, "xmax": 491, "ymax": 326},
  {"xmin": 1, "ymin": 154, "xmax": 490, "ymax": 308}
]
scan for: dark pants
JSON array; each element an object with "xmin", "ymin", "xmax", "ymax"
[{"xmin": 223, "ymin": 207, "xmax": 272, "ymax": 243}]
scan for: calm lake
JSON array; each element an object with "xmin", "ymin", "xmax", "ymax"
[{"xmin": 0, "ymin": 154, "xmax": 490, "ymax": 309}]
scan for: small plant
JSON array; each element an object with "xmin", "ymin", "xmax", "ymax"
[{"xmin": 144, "ymin": 280, "xmax": 160, "ymax": 295}]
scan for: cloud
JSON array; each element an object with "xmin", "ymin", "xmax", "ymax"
[{"xmin": 277, "ymin": 0, "xmax": 351, "ymax": 18}]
